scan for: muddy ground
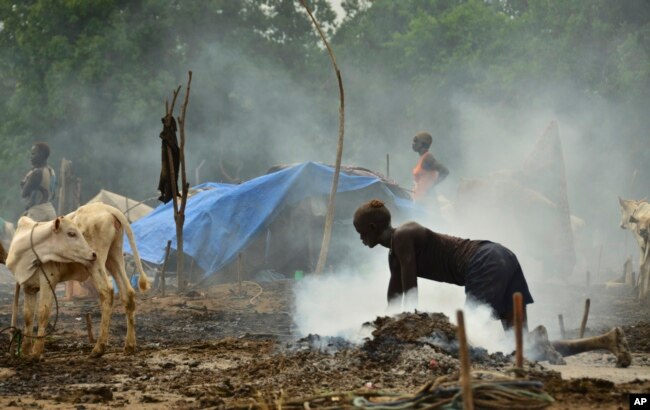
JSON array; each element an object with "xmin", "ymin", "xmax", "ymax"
[{"xmin": 0, "ymin": 274, "xmax": 649, "ymax": 409}]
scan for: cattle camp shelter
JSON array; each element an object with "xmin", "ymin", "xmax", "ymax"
[
  {"xmin": 124, "ymin": 162, "xmax": 414, "ymax": 283},
  {"xmin": 86, "ymin": 189, "xmax": 154, "ymax": 222}
]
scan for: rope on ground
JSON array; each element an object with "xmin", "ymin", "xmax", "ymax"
[
  {"xmin": 233, "ymin": 370, "xmax": 554, "ymax": 410},
  {"xmin": 241, "ymin": 280, "xmax": 264, "ymax": 305}
]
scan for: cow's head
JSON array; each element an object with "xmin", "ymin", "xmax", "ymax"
[
  {"xmin": 40, "ymin": 217, "xmax": 97, "ymax": 267},
  {"xmin": 630, "ymin": 213, "xmax": 650, "ymax": 240},
  {"xmin": 619, "ymin": 197, "xmax": 639, "ymax": 230}
]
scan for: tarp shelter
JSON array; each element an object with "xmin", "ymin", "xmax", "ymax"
[
  {"xmin": 86, "ymin": 189, "xmax": 154, "ymax": 222},
  {"xmin": 124, "ymin": 162, "xmax": 415, "ymax": 279}
]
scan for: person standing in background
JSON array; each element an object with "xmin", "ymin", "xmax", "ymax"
[
  {"xmin": 20, "ymin": 142, "xmax": 57, "ymax": 221},
  {"xmin": 411, "ymin": 131, "xmax": 449, "ymax": 203}
]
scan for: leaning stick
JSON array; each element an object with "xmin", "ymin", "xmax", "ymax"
[
  {"xmin": 558, "ymin": 314, "xmax": 566, "ymax": 339},
  {"xmin": 456, "ymin": 310, "xmax": 474, "ymax": 410},
  {"xmin": 298, "ymin": 0, "xmax": 345, "ymax": 275},
  {"xmin": 85, "ymin": 312, "xmax": 95, "ymax": 344},
  {"xmin": 513, "ymin": 292, "xmax": 524, "ymax": 369},
  {"xmin": 579, "ymin": 298, "xmax": 591, "ymax": 338}
]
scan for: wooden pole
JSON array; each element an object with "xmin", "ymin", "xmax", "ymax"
[
  {"xmin": 175, "ymin": 71, "xmax": 192, "ymax": 292},
  {"xmin": 10, "ymin": 283, "xmax": 20, "ymax": 356},
  {"xmin": 237, "ymin": 253, "xmax": 243, "ymax": 296},
  {"xmin": 299, "ymin": 0, "xmax": 345, "ymax": 275},
  {"xmin": 456, "ymin": 310, "xmax": 474, "ymax": 410},
  {"xmin": 57, "ymin": 158, "xmax": 68, "ymax": 215},
  {"xmin": 386, "ymin": 154, "xmax": 390, "ymax": 178},
  {"xmin": 85, "ymin": 312, "xmax": 95, "ymax": 344},
  {"xmin": 579, "ymin": 298, "xmax": 591, "ymax": 338},
  {"xmin": 160, "ymin": 240, "xmax": 172, "ymax": 296},
  {"xmin": 558, "ymin": 314, "xmax": 566, "ymax": 339},
  {"xmin": 188, "ymin": 258, "xmax": 195, "ymax": 286},
  {"xmin": 513, "ymin": 292, "xmax": 524, "ymax": 369}
]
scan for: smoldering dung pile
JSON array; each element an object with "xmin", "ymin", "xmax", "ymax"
[{"xmin": 295, "ymin": 311, "xmax": 512, "ymax": 377}]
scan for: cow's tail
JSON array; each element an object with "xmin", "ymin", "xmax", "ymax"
[{"xmin": 109, "ymin": 209, "xmax": 152, "ymax": 292}]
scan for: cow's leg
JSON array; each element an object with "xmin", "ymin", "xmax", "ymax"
[
  {"xmin": 32, "ymin": 276, "xmax": 57, "ymax": 359},
  {"xmin": 88, "ymin": 267, "xmax": 114, "ymax": 358},
  {"xmin": 108, "ymin": 257, "xmax": 137, "ymax": 354},
  {"xmin": 552, "ymin": 327, "xmax": 632, "ymax": 368},
  {"xmin": 21, "ymin": 285, "xmax": 38, "ymax": 357}
]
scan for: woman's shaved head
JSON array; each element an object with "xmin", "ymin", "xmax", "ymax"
[
  {"xmin": 414, "ymin": 131, "xmax": 433, "ymax": 147},
  {"xmin": 353, "ymin": 199, "xmax": 391, "ymax": 229}
]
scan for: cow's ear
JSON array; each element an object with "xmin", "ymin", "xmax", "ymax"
[
  {"xmin": 53, "ymin": 218, "xmax": 61, "ymax": 232},
  {"xmin": 618, "ymin": 197, "xmax": 625, "ymax": 205}
]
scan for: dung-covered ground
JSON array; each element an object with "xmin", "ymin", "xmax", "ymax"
[{"xmin": 0, "ymin": 275, "xmax": 649, "ymax": 409}]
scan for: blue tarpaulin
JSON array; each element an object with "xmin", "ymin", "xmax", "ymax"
[{"xmin": 124, "ymin": 162, "xmax": 415, "ymax": 277}]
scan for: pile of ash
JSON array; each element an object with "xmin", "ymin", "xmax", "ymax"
[
  {"xmin": 290, "ymin": 334, "xmax": 355, "ymax": 353},
  {"xmin": 362, "ymin": 311, "xmax": 511, "ymax": 368}
]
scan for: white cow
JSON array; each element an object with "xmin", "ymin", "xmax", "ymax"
[
  {"xmin": 6, "ymin": 216, "xmax": 97, "ymax": 357},
  {"xmin": 618, "ymin": 197, "xmax": 650, "ymax": 301},
  {"xmin": 8, "ymin": 202, "xmax": 152, "ymax": 359},
  {"xmin": 618, "ymin": 197, "xmax": 650, "ymax": 265}
]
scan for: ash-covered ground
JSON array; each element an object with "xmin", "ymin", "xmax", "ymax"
[{"xmin": 0, "ymin": 272, "xmax": 649, "ymax": 409}]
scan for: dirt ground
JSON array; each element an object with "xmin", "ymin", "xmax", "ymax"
[{"xmin": 0, "ymin": 272, "xmax": 649, "ymax": 409}]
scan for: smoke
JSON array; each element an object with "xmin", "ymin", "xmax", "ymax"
[
  {"xmin": 2, "ymin": 2, "xmax": 646, "ymax": 345},
  {"xmin": 293, "ymin": 251, "xmax": 511, "ymax": 353}
]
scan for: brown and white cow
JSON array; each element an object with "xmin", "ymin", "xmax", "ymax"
[{"xmin": 8, "ymin": 202, "xmax": 151, "ymax": 359}]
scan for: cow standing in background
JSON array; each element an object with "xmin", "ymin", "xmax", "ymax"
[
  {"xmin": 8, "ymin": 202, "xmax": 152, "ymax": 359},
  {"xmin": 618, "ymin": 197, "xmax": 650, "ymax": 300}
]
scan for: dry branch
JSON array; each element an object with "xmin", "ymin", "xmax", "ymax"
[{"xmin": 298, "ymin": 0, "xmax": 345, "ymax": 275}]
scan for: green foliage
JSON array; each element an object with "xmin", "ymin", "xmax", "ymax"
[{"xmin": 0, "ymin": 0, "xmax": 648, "ymax": 221}]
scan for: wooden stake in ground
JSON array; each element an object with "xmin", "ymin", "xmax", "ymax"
[
  {"xmin": 298, "ymin": 0, "xmax": 345, "ymax": 275},
  {"xmin": 513, "ymin": 292, "xmax": 524, "ymax": 369},
  {"xmin": 456, "ymin": 310, "xmax": 474, "ymax": 410},
  {"xmin": 558, "ymin": 314, "xmax": 566, "ymax": 339},
  {"xmin": 159, "ymin": 240, "xmax": 172, "ymax": 297},
  {"xmin": 579, "ymin": 298, "xmax": 591, "ymax": 338},
  {"xmin": 10, "ymin": 283, "xmax": 20, "ymax": 356},
  {"xmin": 237, "ymin": 253, "xmax": 243, "ymax": 296},
  {"xmin": 85, "ymin": 312, "xmax": 95, "ymax": 344}
]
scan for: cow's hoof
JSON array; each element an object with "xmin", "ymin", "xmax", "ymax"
[
  {"xmin": 123, "ymin": 345, "xmax": 136, "ymax": 355},
  {"xmin": 90, "ymin": 345, "xmax": 106, "ymax": 358},
  {"xmin": 614, "ymin": 327, "xmax": 632, "ymax": 368},
  {"xmin": 20, "ymin": 345, "xmax": 31, "ymax": 358}
]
